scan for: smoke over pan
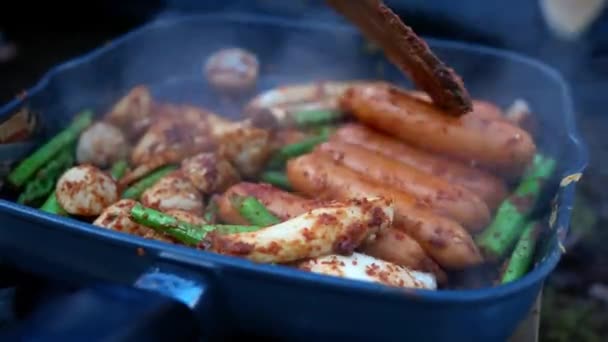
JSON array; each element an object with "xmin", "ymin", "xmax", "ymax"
[{"xmin": 0, "ymin": 11, "xmax": 587, "ymax": 342}]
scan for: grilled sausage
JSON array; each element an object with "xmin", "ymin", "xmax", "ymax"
[
  {"xmin": 340, "ymin": 83, "xmax": 536, "ymax": 178},
  {"xmin": 359, "ymin": 227, "xmax": 446, "ymax": 283},
  {"xmin": 217, "ymin": 182, "xmax": 445, "ymax": 278},
  {"xmin": 332, "ymin": 124, "xmax": 508, "ymax": 210},
  {"xmin": 316, "ymin": 140, "xmax": 491, "ymax": 231},
  {"xmin": 287, "ymin": 153, "xmax": 483, "ymax": 269},
  {"xmin": 218, "ymin": 182, "xmax": 319, "ymax": 225},
  {"xmin": 406, "ymin": 89, "xmax": 508, "ymax": 123}
]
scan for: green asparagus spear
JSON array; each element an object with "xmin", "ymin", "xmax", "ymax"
[
  {"xmin": 110, "ymin": 160, "xmax": 129, "ymax": 180},
  {"xmin": 121, "ymin": 165, "xmax": 178, "ymax": 199},
  {"xmin": 40, "ymin": 192, "xmax": 67, "ymax": 216},
  {"xmin": 476, "ymin": 154, "xmax": 557, "ymax": 260},
  {"xmin": 130, "ymin": 204, "xmax": 261, "ymax": 246},
  {"xmin": 215, "ymin": 225, "xmax": 262, "ymax": 235},
  {"xmin": 260, "ymin": 171, "xmax": 292, "ymax": 190},
  {"xmin": 501, "ymin": 221, "xmax": 541, "ymax": 283},
  {"xmin": 292, "ymin": 109, "xmax": 343, "ymax": 128},
  {"xmin": 203, "ymin": 198, "xmax": 219, "ymax": 224},
  {"xmin": 306, "ymin": 125, "xmax": 337, "ymax": 137},
  {"xmin": 17, "ymin": 147, "xmax": 74, "ymax": 205},
  {"xmin": 267, "ymin": 128, "xmax": 331, "ymax": 169},
  {"xmin": 8, "ymin": 110, "xmax": 93, "ymax": 188},
  {"xmin": 230, "ymin": 195, "xmax": 280, "ymax": 226}
]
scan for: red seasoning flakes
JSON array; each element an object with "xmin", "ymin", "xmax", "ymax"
[
  {"xmin": 140, "ymin": 172, "xmax": 204, "ymax": 216},
  {"xmin": 93, "ymin": 199, "xmax": 174, "ymax": 243},
  {"xmin": 206, "ymin": 198, "xmax": 392, "ymax": 264},
  {"xmin": 56, "ymin": 165, "xmax": 118, "ymax": 216},
  {"xmin": 297, "ymin": 253, "xmax": 437, "ymax": 290}
]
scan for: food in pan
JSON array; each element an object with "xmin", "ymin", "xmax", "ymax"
[
  {"xmin": 4, "ymin": 30, "xmax": 556, "ymax": 291},
  {"xmin": 204, "ymin": 47, "xmax": 260, "ymax": 94}
]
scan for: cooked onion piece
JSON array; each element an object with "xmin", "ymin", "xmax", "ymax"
[
  {"xmin": 298, "ymin": 252, "xmax": 437, "ymax": 290},
  {"xmin": 205, "ymin": 197, "xmax": 393, "ymax": 263}
]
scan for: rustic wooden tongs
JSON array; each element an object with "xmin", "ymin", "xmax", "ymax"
[{"xmin": 326, "ymin": 0, "xmax": 473, "ymax": 116}]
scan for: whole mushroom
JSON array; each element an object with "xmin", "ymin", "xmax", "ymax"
[
  {"xmin": 56, "ymin": 165, "xmax": 118, "ymax": 216},
  {"xmin": 203, "ymin": 47, "xmax": 259, "ymax": 94},
  {"xmin": 76, "ymin": 122, "xmax": 129, "ymax": 168}
]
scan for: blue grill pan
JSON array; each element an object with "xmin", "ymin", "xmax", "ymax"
[{"xmin": 0, "ymin": 13, "xmax": 587, "ymax": 341}]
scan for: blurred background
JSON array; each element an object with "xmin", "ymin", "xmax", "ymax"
[{"xmin": 0, "ymin": 0, "xmax": 606, "ymax": 340}]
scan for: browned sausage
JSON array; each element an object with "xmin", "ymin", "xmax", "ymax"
[
  {"xmin": 218, "ymin": 182, "xmax": 320, "ymax": 225},
  {"xmin": 316, "ymin": 140, "xmax": 491, "ymax": 232},
  {"xmin": 331, "ymin": 123, "xmax": 508, "ymax": 210},
  {"xmin": 406, "ymin": 90, "xmax": 508, "ymax": 123},
  {"xmin": 340, "ymin": 83, "xmax": 536, "ymax": 178},
  {"xmin": 287, "ymin": 153, "xmax": 483, "ymax": 269},
  {"xmin": 360, "ymin": 227, "xmax": 447, "ymax": 283}
]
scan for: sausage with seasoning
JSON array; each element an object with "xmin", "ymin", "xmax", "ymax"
[
  {"xmin": 316, "ymin": 140, "xmax": 491, "ymax": 231},
  {"xmin": 217, "ymin": 182, "xmax": 445, "ymax": 278},
  {"xmin": 331, "ymin": 124, "xmax": 508, "ymax": 210},
  {"xmin": 218, "ymin": 182, "xmax": 320, "ymax": 225},
  {"xmin": 406, "ymin": 89, "xmax": 509, "ymax": 123},
  {"xmin": 287, "ymin": 153, "xmax": 483, "ymax": 269},
  {"xmin": 340, "ymin": 83, "xmax": 536, "ymax": 178}
]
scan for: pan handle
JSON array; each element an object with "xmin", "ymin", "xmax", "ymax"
[{"xmin": 0, "ymin": 263, "xmax": 216, "ymax": 341}]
